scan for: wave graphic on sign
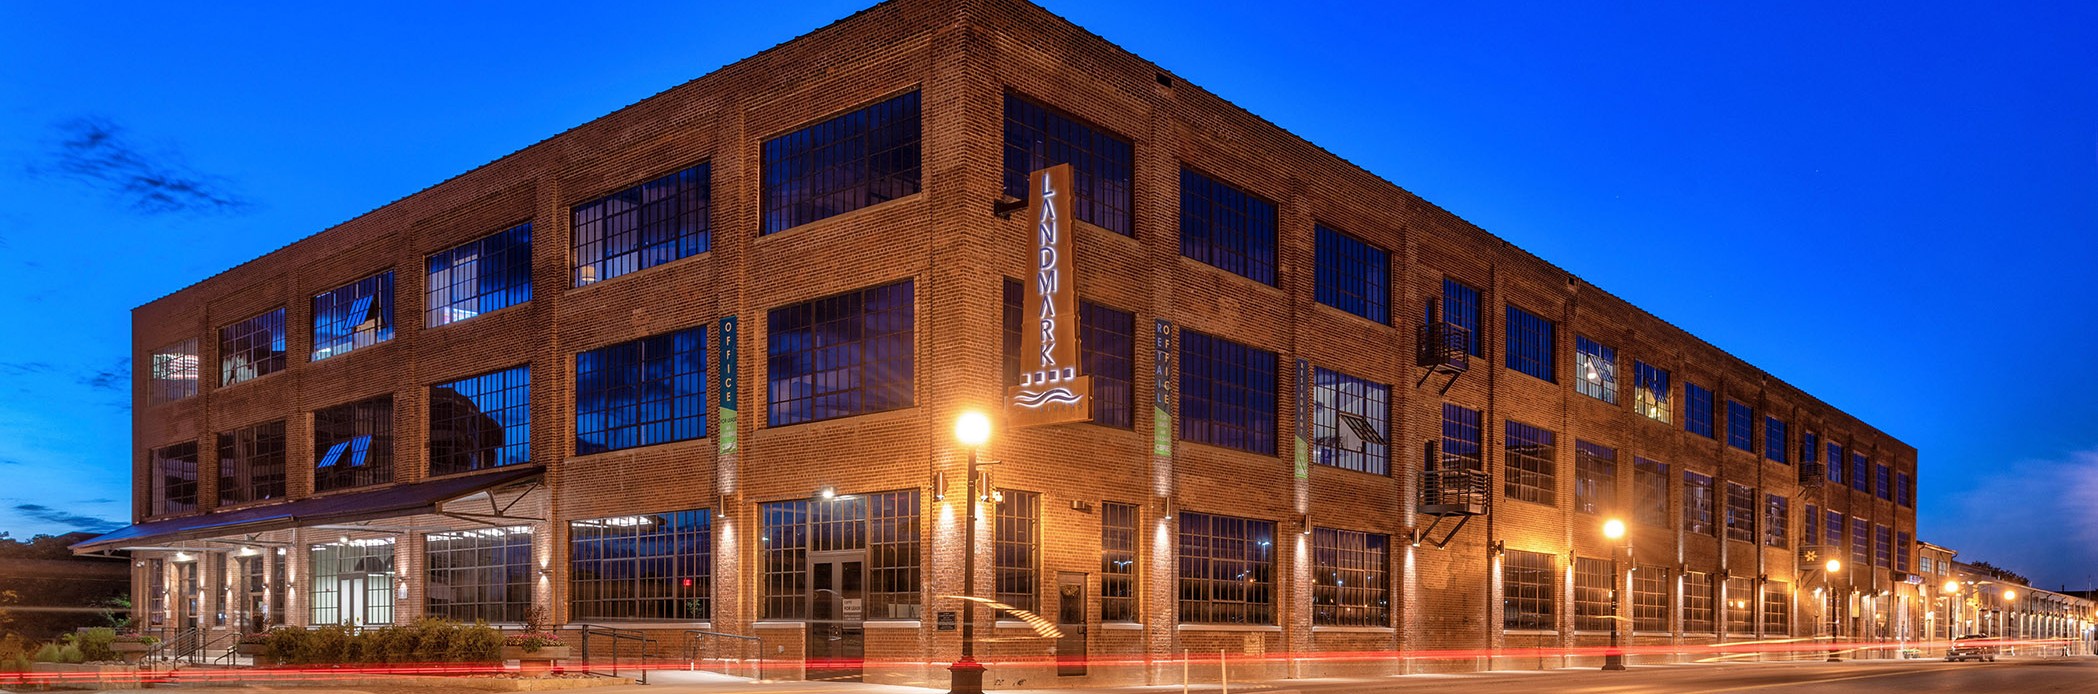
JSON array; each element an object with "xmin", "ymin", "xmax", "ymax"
[{"xmin": 1013, "ymin": 388, "xmax": 1082, "ymax": 408}]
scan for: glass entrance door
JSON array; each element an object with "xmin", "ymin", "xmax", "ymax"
[
  {"xmin": 1056, "ymin": 572, "xmax": 1087, "ymax": 676},
  {"xmin": 339, "ymin": 576, "xmax": 367, "ymax": 627},
  {"xmin": 805, "ymin": 553, "xmax": 865, "ymax": 682}
]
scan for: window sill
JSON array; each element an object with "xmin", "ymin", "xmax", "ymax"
[
  {"xmin": 1502, "ymin": 629, "xmax": 1559, "ymax": 636},
  {"xmin": 864, "ymin": 620, "xmax": 921, "ymax": 629},
  {"xmin": 1099, "ymin": 622, "xmax": 1144, "ymax": 631},
  {"xmin": 1311, "ymin": 626, "xmax": 1394, "ymax": 634},
  {"xmin": 1177, "ymin": 624, "xmax": 1280, "ymax": 632},
  {"xmin": 568, "ymin": 620, "xmax": 712, "ymax": 631},
  {"xmin": 994, "ymin": 620, "xmax": 1038, "ymax": 629}
]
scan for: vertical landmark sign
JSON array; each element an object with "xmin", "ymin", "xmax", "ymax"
[
  {"xmin": 1009, "ymin": 164, "xmax": 1093, "ymax": 428},
  {"xmin": 718, "ymin": 315, "xmax": 739, "ymax": 455}
]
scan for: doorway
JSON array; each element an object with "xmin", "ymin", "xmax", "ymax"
[
  {"xmin": 805, "ymin": 552, "xmax": 865, "ymax": 682},
  {"xmin": 1056, "ymin": 572, "xmax": 1088, "ymax": 676}
]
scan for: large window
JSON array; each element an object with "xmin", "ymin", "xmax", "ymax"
[
  {"xmin": 1683, "ymin": 471, "xmax": 1715, "ymax": 536},
  {"xmin": 1633, "ymin": 566, "xmax": 1668, "ymax": 632},
  {"xmin": 1802, "ymin": 432, "xmax": 1820, "ymax": 470},
  {"xmin": 1101, "ymin": 502, "xmax": 1139, "ymax": 622},
  {"xmin": 571, "ymin": 163, "xmax": 710, "ymax": 286},
  {"xmin": 1724, "ymin": 482, "xmax": 1755, "ymax": 543},
  {"xmin": 1875, "ymin": 464, "xmax": 1893, "ymax": 501},
  {"xmin": 149, "ymin": 442, "xmax": 198, "ymax": 516},
  {"xmin": 1633, "ymin": 361, "xmax": 1669, "ymax": 422},
  {"xmin": 1504, "ymin": 304, "xmax": 1555, "ymax": 382},
  {"xmin": 1179, "ymin": 168, "xmax": 1277, "ymax": 285},
  {"xmin": 1852, "ymin": 453, "xmax": 1870, "ymax": 493},
  {"xmin": 1311, "ymin": 368, "xmax": 1389, "ymax": 475},
  {"xmin": 1827, "ymin": 442, "xmax": 1845, "ymax": 484},
  {"xmin": 1178, "ymin": 330, "xmax": 1277, "ymax": 454},
  {"xmin": 1574, "ymin": 440, "xmax": 1617, "ymax": 515},
  {"xmin": 994, "ymin": 489, "xmax": 1041, "ymax": 613},
  {"xmin": 1502, "ymin": 549, "xmax": 1554, "ymax": 630},
  {"xmin": 1003, "ymin": 95, "xmax": 1133, "ymax": 235},
  {"xmin": 1574, "ymin": 557, "xmax": 1613, "ymax": 631},
  {"xmin": 1177, "ymin": 511, "xmax": 1275, "ymax": 625},
  {"xmin": 569, "ymin": 510, "xmax": 710, "ymax": 621},
  {"xmin": 1897, "ymin": 531, "xmax": 1911, "ymax": 572},
  {"xmin": 1633, "ymin": 457, "xmax": 1668, "ymax": 527},
  {"xmin": 576, "ymin": 330, "xmax": 705, "ymax": 455},
  {"xmin": 1502, "ymin": 420, "xmax": 1557, "ymax": 506},
  {"xmin": 312, "ymin": 395, "xmax": 393, "ymax": 492},
  {"xmin": 1763, "ymin": 581, "xmax": 1790, "ymax": 634},
  {"xmin": 1683, "ymin": 571, "xmax": 1714, "ymax": 634},
  {"xmin": 999, "ymin": 281, "xmax": 1135, "ymax": 428},
  {"xmin": 1442, "ymin": 278, "xmax": 1482, "ymax": 356},
  {"xmin": 426, "ymin": 222, "xmax": 532, "ymax": 327},
  {"xmin": 216, "ymin": 420, "xmax": 286, "ymax": 505},
  {"xmin": 219, "ymin": 308, "xmax": 285, "ymax": 386},
  {"xmin": 759, "ymin": 491, "xmax": 920, "ymax": 620},
  {"xmin": 427, "ymin": 527, "xmax": 533, "ymax": 623},
  {"xmin": 312, "ymin": 272, "xmax": 395, "ymax": 361},
  {"xmin": 1897, "ymin": 472, "xmax": 1913, "ymax": 508},
  {"xmin": 149, "ymin": 338, "xmax": 200, "ymax": 404},
  {"xmin": 1874, "ymin": 524, "xmax": 1892, "ymax": 568},
  {"xmin": 1441, "ymin": 403, "xmax": 1483, "ymax": 471},
  {"xmin": 1764, "ymin": 494, "xmax": 1789, "ymax": 547},
  {"xmin": 1684, "ymin": 382, "xmax": 1715, "ymax": 438},
  {"xmin": 1311, "ymin": 528, "xmax": 1389, "ymax": 627},
  {"xmin": 1765, "ymin": 417, "xmax": 1789, "ymax": 463},
  {"xmin": 1725, "ymin": 400, "xmax": 1754, "ymax": 452},
  {"xmin": 767, "ymin": 280, "xmax": 915, "ymax": 427},
  {"xmin": 1574, "ymin": 336, "xmax": 1616, "ymax": 403},
  {"xmin": 762, "ymin": 91, "xmax": 922, "ymax": 234},
  {"xmin": 1850, "ymin": 518, "xmax": 1869, "ymax": 568},
  {"xmin": 429, "ymin": 366, "xmax": 532, "ymax": 475},
  {"xmin": 1314, "ymin": 225, "xmax": 1387, "ymax": 323},
  {"xmin": 1825, "ymin": 510, "xmax": 1843, "ymax": 548},
  {"xmin": 1726, "ymin": 576, "xmax": 1754, "ymax": 633},
  {"xmin": 1804, "ymin": 504, "xmax": 1819, "ymax": 547},
  {"xmin": 309, "ymin": 540, "xmax": 395, "ymax": 626}
]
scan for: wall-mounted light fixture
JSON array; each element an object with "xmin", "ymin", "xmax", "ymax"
[{"xmin": 932, "ymin": 471, "xmax": 947, "ymax": 501}]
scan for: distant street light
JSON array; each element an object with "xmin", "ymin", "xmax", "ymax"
[
  {"xmin": 1825, "ymin": 559, "xmax": 1843, "ymax": 662},
  {"xmin": 948, "ymin": 410, "xmax": 993, "ymax": 694},
  {"xmin": 1602, "ymin": 518, "xmax": 1628, "ymax": 672}
]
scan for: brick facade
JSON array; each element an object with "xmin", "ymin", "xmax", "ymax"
[{"xmin": 112, "ymin": 0, "xmax": 1917, "ymax": 686}]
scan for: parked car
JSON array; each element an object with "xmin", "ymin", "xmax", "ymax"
[{"xmin": 1946, "ymin": 634, "xmax": 2000, "ymax": 662}]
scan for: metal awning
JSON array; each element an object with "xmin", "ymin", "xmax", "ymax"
[{"xmin": 70, "ymin": 466, "xmax": 543, "ymax": 554}]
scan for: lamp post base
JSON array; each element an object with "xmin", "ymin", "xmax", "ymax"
[
  {"xmin": 1602, "ymin": 653, "xmax": 1627, "ymax": 671},
  {"xmin": 948, "ymin": 657, "xmax": 986, "ymax": 694}
]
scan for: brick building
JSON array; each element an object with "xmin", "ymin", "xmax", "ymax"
[{"xmin": 77, "ymin": 0, "xmax": 1919, "ymax": 685}]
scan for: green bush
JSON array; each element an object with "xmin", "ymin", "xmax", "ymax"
[
  {"xmin": 75, "ymin": 628, "xmax": 116, "ymax": 662},
  {"xmin": 57, "ymin": 643, "xmax": 82, "ymax": 664},
  {"xmin": 31, "ymin": 643, "xmax": 61, "ymax": 663},
  {"xmin": 451, "ymin": 624, "xmax": 501, "ymax": 664},
  {"xmin": 263, "ymin": 627, "xmax": 308, "ymax": 665},
  {"xmin": 304, "ymin": 624, "xmax": 354, "ymax": 665}
]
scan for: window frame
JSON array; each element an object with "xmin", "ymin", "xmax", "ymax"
[
  {"xmin": 567, "ymin": 510, "xmax": 713, "ymax": 622},
  {"xmin": 575, "ymin": 328, "xmax": 706, "ymax": 455},
  {"xmin": 1177, "ymin": 329, "xmax": 1279, "ymax": 455},
  {"xmin": 1502, "ymin": 420, "xmax": 1557, "ymax": 506},
  {"xmin": 1178, "ymin": 167, "xmax": 1278, "ymax": 286},
  {"xmin": 425, "ymin": 221, "xmax": 533, "ymax": 328},
  {"xmin": 570, "ymin": 163, "xmax": 712, "ymax": 287},
  {"xmin": 766, "ymin": 280, "xmax": 917, "ymax": 427},
  {"xmin": 1177, "ymin": 511, "xmax": 1276, "ymax": 625},
  {"xmin": 1503, "ymin": 304, "xmax": 1556, "ymax": 382},
  {"xmin": 1573, "ymin": 335, "xmax": 1617, "ymax": 403},
  {"xmin": 1313, "ymin": 224, "xmax": 1388, "ymax": 323}
]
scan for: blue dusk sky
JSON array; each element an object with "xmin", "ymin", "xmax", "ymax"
[{"xmin": 1, "ymin": 3, "xmax": 2093, "ymax": 586}]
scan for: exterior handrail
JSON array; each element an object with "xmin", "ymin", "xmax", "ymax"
[
  {"xmin": 682, "ymin": 629, "xmax": 763, "ymax": 680},
  {"xmin": 576, "ymin": 624, "xmax": 653, "ymax": 684}
]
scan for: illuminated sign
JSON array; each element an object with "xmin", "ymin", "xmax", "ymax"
[{"xmin": 1009, "ymin": 164, "xmax": 1092, "ymax": 428}]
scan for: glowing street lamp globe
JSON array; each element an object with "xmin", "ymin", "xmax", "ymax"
[
  {"xmin": 956, "ymin": 411, "xmax": 991, "ymax": 448},
  {"xmin": 1826, "ymin": 558, "xmax": 1841, "ymax": 574},
  {"xmin": 1602, "ymin": 518, "xmax": 1626, "ymax": 540}
]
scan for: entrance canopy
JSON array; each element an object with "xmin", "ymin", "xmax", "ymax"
[{"xmin": 71, "ymin": 466, "xmax": 543, "ymax": 554}]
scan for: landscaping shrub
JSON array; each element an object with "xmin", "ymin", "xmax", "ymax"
[
  {"xmin": 260, "ymin": 620, "xmax": 503, "ymax": 666},
  {"xmin": 263, "ymin": 627, "xmax": 309, "ymax": 665},
  {"xmin": 452, "ymin": 624, "xmax": 502, "ymax": 663},
  {"xmin": 57, "ymin": 643, "xmax": 82, "ymax": 664},
  {"xmin": 32, "ymin": 643, "xmax": 60, "ymax": 663},
  {"xmin": 75, "ymin": 628, "xmax": 117, "ymax": 662}
]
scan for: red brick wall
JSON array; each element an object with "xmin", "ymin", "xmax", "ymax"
[{"xmin": 127, "ymin": 0, "xmax": 1918, "ymax": 686}]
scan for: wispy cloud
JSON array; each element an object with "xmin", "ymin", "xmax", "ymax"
[
  {"xmin": 0, "ymin": 362, "xmax": 56, "ymax": 376},
  {"xmin": 12, "ymin": 503, "xmax": 120, "ymax": 534},
  {"xmin": 31, "ymin": 116, "xmax": 251, "ymax": 215},
  {"xmin": 76, "ymin": 358, "xmax": 129, "ymax": 392},
  {"xmin": 1942, "ymin": 448, "xmax": 2098, "ymax": 591}
]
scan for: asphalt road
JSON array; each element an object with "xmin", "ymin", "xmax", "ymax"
[{"xmin": 22, "ymin": 656, "xmax": 2098, "ymax": 693}]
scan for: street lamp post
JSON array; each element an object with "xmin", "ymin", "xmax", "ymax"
[
  {"xmin": 1602, "ymin": 519, "xmax": 1627, "ymax": 671},
  {"xmin": 2003, "ymin": 589, "xmax": 2018, "ymax": 651},
  {"xmin": 948, "ymin": 411, "xmax": 992, "ymax": 694},
  {"xmin": 1825, "ymin": 559, "xmax": 1843, "ymax": 662}
]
